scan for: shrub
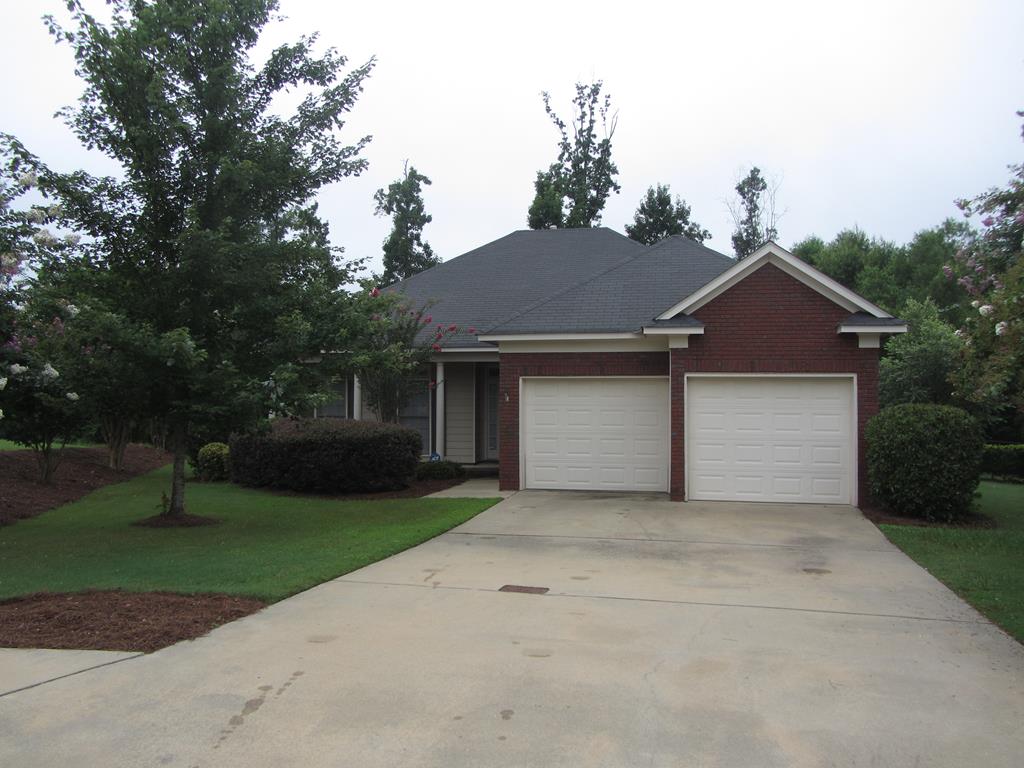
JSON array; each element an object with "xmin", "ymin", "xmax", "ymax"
[
  {"xmin": 414, "ymin": 459, "xmax": 466, "ymax": 481},
  {"xmin": 230, "ymin": 418, "xmax": 421, "ymax": 494},
  {"xmin": 195, "ymin": 442, "xmax": 230, "ymax": 482},
  {"xmin": 982, "ymin": 444, "xmax": 1024, "ymax": 478},
  {"xmin": 866, "ymin": 404, "xmax": 984, "ymax": 522}
]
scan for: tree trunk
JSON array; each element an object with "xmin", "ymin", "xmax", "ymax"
[
  {"xmin": 166, "ymin": 418, "xmax": 187, "ymax": 517},
  {"xmin": 102, "ymin": 416, "xmax": 132, "ymax": 471},
  {"xmin": 35, "ymin": 443, "xmax": 62, "ymax": 485}
]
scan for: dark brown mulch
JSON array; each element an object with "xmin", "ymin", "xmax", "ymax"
[
  {"xmin": 134, "ymin": 513, "xmax": 220, "ymax": 528},
  {"xmin": 861, "ymin": 507, "xmax": 997, "ymax": 529},
  {"xmin": 0, "ymin": 591, "xmax": 266, "ymax": 653},
  {"xmin": 263, "ymin": 477, "xmax": 465, "ymax": 501},
  {"xmin": 0, "ymin": 444, "xmax": 171, "ymax": 526}
]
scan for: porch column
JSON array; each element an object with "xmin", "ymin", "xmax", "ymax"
[
  {"xmin": 434, "ymin": 361, "xmax": 445, "ymax": 458},
  {"xmin": 352, "ymin": 374, "xmax": 362, "ymax": 420}
]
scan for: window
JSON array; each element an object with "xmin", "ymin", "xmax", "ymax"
[
  {"xmin": 316, "ymin": 378, "xmax": 348, "ymax": 418},
  {"xmin": 399, "ymin": 375, "xmax": 431, "ymax": 455}
]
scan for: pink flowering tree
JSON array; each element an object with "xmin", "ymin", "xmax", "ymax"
[
  {"xmin": 348, "ymin": 285, "xmax": 456, "ymax": 426},
  {"xmin": 948, "ymin": 112, "xmax": 1024, "ymax": 426}
]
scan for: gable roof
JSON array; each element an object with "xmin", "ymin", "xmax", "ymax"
[
  {"xmin": 388, "ymin": 228, "xmax": 646, "ymax": 348},
  {"xmin": 482, "ymin": 235, "xmax": 733, "ymax": 336},
  {"xmin": 656, "ymin": 241, "xmax": 894, "ymax": 320}
]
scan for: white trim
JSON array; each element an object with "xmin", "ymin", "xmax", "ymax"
[
  {"xmin": 641, "ymin": 326, "xmax": 705, "ymax": 336},
  {"xmin": 352, "ymin": 374, "xmax": 362, "ymax": 420},
  {"xmin": 682, "ymin": 373, "xmax": 858, "ymax": 506},
  {"xmin": 478, "ymin": 332, "xmax": 640, "ymax": 343},
  {"xmin": 838, "ymin": 324, "xmax": 908, "ymax": 334},
  {"xmin": 657, "ymin": 242, "xmax": 892, "ymax": 320},
  {"xmin": 855, "ymin": 333, "xmax": 881, "ymax": 349},
  {"xmin": 430, "ymin": 351, "xmax": 500, "ymax": 363},
  {"xmin": 517, "ymin": 375, "xmax": 671, "ymax": 492}
]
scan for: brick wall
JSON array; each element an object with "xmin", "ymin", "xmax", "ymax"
[
  {"xmin": 497, "ymin": 353, "xmax": 669, "ymax": 490},
  {"xmin": 497, "ymin": 263, "xmax": 881, "ymax": 503},
  {"xmin": 672, "ymin": 262, "xmax": 880, "ymax": 501}
]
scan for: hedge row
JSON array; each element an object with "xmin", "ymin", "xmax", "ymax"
[
  {"xmin": 982, "ymin": 444, "xmax": 1024, "ymax": 478},
  {"xmin": 230, "ymin": 418, "xmax": 421, "ymax": 493}
]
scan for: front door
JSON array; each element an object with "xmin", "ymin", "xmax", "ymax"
[{"xmin": 483, "ymin": 366, "xmax": 500, "ymax": 461}]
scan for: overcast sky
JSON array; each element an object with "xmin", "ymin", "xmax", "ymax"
[{"xmin": 2, "ymin": 1, "xmax": 1022, "ymax": 276}]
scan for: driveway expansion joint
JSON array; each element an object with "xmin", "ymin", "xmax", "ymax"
[
  {"xmin": 0, "ymin": 652, "xmax": 145, "ymax": 699},
  {"xmin": 334, "ymin": 577, "xmax": 988, "ymax": 626},
  {"xmin": 447, "ymin": 529, "xmax": 898, "ymax": 553}
]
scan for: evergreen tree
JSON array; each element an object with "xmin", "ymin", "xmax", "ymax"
[
  {"xmin": 375, "ymin": 162, "xmax": 440, "ymax": 284},
  {"xmin": 625, "ymin": 184, "xmax": 710, "ymax": 245}
]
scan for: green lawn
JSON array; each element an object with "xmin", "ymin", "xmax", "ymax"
[
  {"xmin": 0, "ymin": 466, "xmax": 499, "ymax": 602},
  {"xmin": 881, "ymin": 481, "xmax": 1024, "ymax": 643}
]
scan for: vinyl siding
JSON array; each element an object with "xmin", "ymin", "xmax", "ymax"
[{"xmin": 444, "ymin": 363, "xmax": 476, "ymax": 463}]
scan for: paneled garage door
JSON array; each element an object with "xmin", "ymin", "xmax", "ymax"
[
  {"xmin": 522, "ymin": 378, "xmax": 669, "ymax": 492},
  {"xmin": 687, "ymin": 377, "xmax": 854, "ymax": 504}
]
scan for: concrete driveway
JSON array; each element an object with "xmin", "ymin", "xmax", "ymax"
[{"xmin": 1, "ymin": 490, "xmax": 1022, "ymax": 767}]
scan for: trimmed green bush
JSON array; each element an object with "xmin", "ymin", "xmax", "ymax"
[
  {"xmin": 195, "ymin": 442, "xmax": 231, "ymax": 482},
  {"xmin": 866, "ymin": 404, "xmax": 984, "ymax": 522},
  {"xmin": 414, "ymin": 459, "xmax": 467, "ymax": 481},
  {"xmin": 230, "ymin": 418, "xmax": 421, "ymax": 493},
  {"xmin": 982, "ymin": 444, "xmax": 1024, "ymax": 478}
]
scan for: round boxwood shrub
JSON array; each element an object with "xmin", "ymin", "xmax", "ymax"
[
  {"xmin": 229, "ymin": 418, "xmax": 421, "ymax": 494},
  {"xmin": 414, "ymin": 459, "xmax": 467, "ymax": 481},
  {"xmin": 866, "ymin": 404, "xmax": 983, "ymax": 521},
  {"xmin": 195, "ymin": 442, "xmax": 231, "ymax": 482}
]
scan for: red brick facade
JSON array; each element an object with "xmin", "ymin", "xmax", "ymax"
[{"xmin": 498, "ymin": 263, "xmax": 881, "ymax": 504}]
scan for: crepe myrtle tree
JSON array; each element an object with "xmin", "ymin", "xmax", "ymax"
[
  {"xmin": 22, "ymin": 0, "xmax": 376, "ymax": 519},
  {"xmin": 948, "ymin": 114, "xmax": 1024, "ymax": 430},
  {"xmin": 349, "ymin": 286, "xmax": 460, "ymax": 425}
]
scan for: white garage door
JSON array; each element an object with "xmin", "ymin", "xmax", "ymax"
[
  {"xmin": 687, "ymin": 377, "xmax": 854, "ymax": 504},
  {"xmin": 522, "ymin": 378, "xmax": 669, "ymax": 492}
]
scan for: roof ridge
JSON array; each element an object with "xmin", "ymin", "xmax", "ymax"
[
  {"xmin": 480, "ymin": 238, "xmax": 653, "ymax": 334},
  {"xmin": 648, "ymin": 235, "xmax": 735, "ymax": 265}
]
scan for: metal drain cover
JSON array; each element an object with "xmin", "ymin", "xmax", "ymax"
[{"xmin": 499, "ymin": 584, "xmax": 549, "ymax": 594}]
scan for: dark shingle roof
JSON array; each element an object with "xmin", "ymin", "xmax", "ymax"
[
  {"xmin": 388, "ymin": 228, "xmax": 646, "ymax": 348},
  {"xmin": 839, "ymin": 312, "xmax": 907, "ymax": 328},
  {"xmin": 484, "ymin": 235, "xmax": 734, "ymax": 335}
]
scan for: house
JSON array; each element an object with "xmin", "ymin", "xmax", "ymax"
[{"xmin": 319, "ymin": 228, "xmax": 906, "ymax": 504}]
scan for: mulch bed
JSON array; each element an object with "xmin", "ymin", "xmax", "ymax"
[
  {"xmin": 0, "ymin": 591, "xmax": 266, "ymax": 653},
  {"xmin": 0, "ymin": 444, "xmax": 171, "ymax": 526},
  {"xmin": 861, "ymin": 507, "xmax": 997, "ymax": 529}
]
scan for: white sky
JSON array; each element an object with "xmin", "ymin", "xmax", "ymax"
[{"xmin": 1, "ymin": 0, "xmax": 1022, "ymax": 275}]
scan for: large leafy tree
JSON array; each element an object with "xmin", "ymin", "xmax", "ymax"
[
  {"xmin": 949, "ymin": 112, "xmax": 1024, "ymax": 435},
  {"xmin": 728, "ymin": 166, "xmax": 780, "ymax": 259},
  {"xmin": 625, "ymin": 184, "xmax": 710, "ymax": 245},
  {"xmin": 880, "ymin": 299, "xmax": 964, "ymax": 408},
  {"xmin": 30, "ymin": 0, "xmax": 375, "ymax": 518},
  {"xmin": 375, "ymin": 162, "xmax": 440, "ymax": 284},
  {"xmin": 528, "ymin": 81, "xmax": 620, "ymax": 229}
]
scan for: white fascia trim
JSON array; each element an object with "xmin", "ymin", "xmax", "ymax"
[
  {"xmin": 477, "ymin": 332, "xmax": 640, "ymax": 342},
  {"xmin": 838, "ymin": 324, "xmax": 908, "ymax": 334},
  {"xmin": 641, "ymin": 326, "xmax": 705, "ymax": 336},
  {"xmin": 656, "ymin": 242, "xmax": 893, "ymax": 320}
]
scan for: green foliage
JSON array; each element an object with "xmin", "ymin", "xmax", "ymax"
[
  {"xmin": 527, "ymin": 165, "xmax": 564, "ymax": 230},
  {"xmin": 792, "ymin": 221, "xmax": 971, "ymax": 322},
  {"xmin": 529, "ymin": 81, "xmax": 620, "ymax": 229},
  {"xmin": 375, "ymin": 162, "xmax": 440, "ymax": 284},
  {"xmin": 195, "ymin": 442, "xmax": 230, "ymax": 482},
  {"xmin": 866, "ymin": 404, "xmax": 984, "ymax": 522},
  {"xmin": 348, "ymin": 287, "xmax": 454, "ymax": 424},
  {"xmin": 729, "ymin": 166, "xmax": 779, "ymax": 259},
  {"xmin": 880, "ymin": 299, "xmax": 964, "ymax": 408},
  {"xmin": 27, "ymin": 0, "xmax": 376, "ymax": 515},
  {"xmin": 414, "ymin": 459, "xmax": 466, "ymax": 481},
  {"xmin": 0, "ymin": 465, "xmax": 499, "ymax": 602},
  {"xmin": 982, "ymin": 444, "xmax": 1024, "ymax": 478},
  {"xmin": 625, "ymin": 184, "xmax": 711, "ymax": 245},
  {"xmin": 230, "ymin": 418, "xmax": 422, "ymax": 493}
]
